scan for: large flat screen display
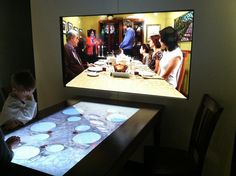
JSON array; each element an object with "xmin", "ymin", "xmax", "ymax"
[
  {"xmin": 5, "ymin": 101, "xmax": 139, "ymax": 175},
  {"xmin": 60, "ymin": 10, "xmax": 194, "ymax": 98}
]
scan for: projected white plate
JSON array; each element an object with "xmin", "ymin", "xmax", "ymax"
[
  {"xmin": 106, "ymin": 114, "xmax": 128, "ymax": 123},
  {"xmin": 67, "ymin": 116, "xmax": 81, "ymax": 122},
  {"xmin": 30, "ymin": 122, "xmax": 56, "ymax": 132},
  {"xmin": 13, "ymin": 146, "xmax": 40, "ymax": 160},
  {"xmin": 90, "ymin": 120, "xmax": 105, "ymax": 126},
  {"xmin": 87, "ymin": 72, "xmax": 99, "ymax": 77},
  {"xmin": 62, "ymin": 108, "xmax": 84, "ymax": 115},
  {"xmin": 88, "ymin": 66, "xmax": 102, "ymax": 72},
  {"xmin": 21, "ymin": 134, "xmax": 50, "ymax": 143},
  {"xmin": 86, "ymin": 114, "xmax": 101, "ymax": 120},
  {"xmin": 139, "ymin": 71, "xmax": 155, "ymax": 77},
  {"xmin": 72, "ymin": 132, "xmax": 101, "ymax": 144},
  {"xmin": 96, "ymin": 126, "xmax": 109, "ymax": 133},
  {"xmin": 45, "ymin": 144, "xmax": 64, "ymax": 153},
  {"xmin": 75, "ymin": 125, "xmax": 91, "ymax": 131},
  {"xmin": 107, "ymin": 109, "xmax": 118, "ymax": 113}
]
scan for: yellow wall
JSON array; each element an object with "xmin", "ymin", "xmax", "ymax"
[{"xmin": 62, "ymin": 12, "xmax": 192, "ymax": 50}]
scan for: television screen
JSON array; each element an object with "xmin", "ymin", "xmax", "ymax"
[
  {"xmin": 60, "ymin": 10, "xmax": 194, "ymax": 98},
  {"xmin": 5, "ymin": 101, "xmax": 139, "ymax": 175}
]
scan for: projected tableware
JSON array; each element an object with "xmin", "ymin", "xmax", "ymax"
[
  {"xmin": 106, "ymin": 114, "xmax": 128, "ymax": 123},
  {"xmin": 30, "ymin": 122, "xmax": 56, "ymax": 132},
  {"xmin": 45, "ymin": 144, "xmax": 64, "ymax": 153},
  {"xmin": 13, "ymin": 146, "xmax": 40, "ymax": 160},
  {"xmin": 67, "ymin": 116, "xmax": 82, "ymax": 122},
  {"xmin": 21, "ymin": 134, "xmax": 50, "ymax": 143},
  {"xmin": 72, "ymin": 132, "xmax": 101, "ymax": 145},
  {"xmin": 62, "ymin": 107, "xmax": 84, "ymax": 115},
  {"xmin": 75, "ymin": 125, "xmax": 91, "ymax": 131}
]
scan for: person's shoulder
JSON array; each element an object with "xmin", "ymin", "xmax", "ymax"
[{"xmin": 4, "ymin": 93, "xmax": 18, "ymax": 102}]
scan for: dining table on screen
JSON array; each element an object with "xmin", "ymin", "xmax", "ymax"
[{"xmin": 66, "ymin": 58, "xmax": 186, "ymax": 99}]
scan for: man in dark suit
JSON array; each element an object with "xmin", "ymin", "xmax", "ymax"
[{"xmin": 63, "ymin": 29, "xmax": 85, "ymax": 84}]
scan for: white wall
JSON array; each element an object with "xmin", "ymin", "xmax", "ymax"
[{"xmin": 31, "ymin": 0, "xmax": 236, "ymax": 175}]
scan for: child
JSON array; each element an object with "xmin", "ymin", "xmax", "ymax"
[
  {"xmin": 0, "ymin": 128, "xmax": 20, "ymax": 166},
  {"xmin": 0, "ymin": 71, "xmax": 37, "ymax": 131},
  {"xmin": 140, "ymin": 44, "xmax": 150, "ymax": 65}
]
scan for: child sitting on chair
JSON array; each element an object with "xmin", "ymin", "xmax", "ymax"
[{"xmin": 0, "ymin": 71, "xmax": 37, "ymax": 131}]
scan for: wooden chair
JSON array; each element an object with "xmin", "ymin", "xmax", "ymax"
[
  {"xmin": 177, "ymin": 51, "xmax": 188, "ymax": 91},
  {"xmin": 231, "ymin": 131, "xmax": 236, "ymax": 176},
  {"xmin": 144, "ymin": 94, "xmax": 224, "ymax": 176}
]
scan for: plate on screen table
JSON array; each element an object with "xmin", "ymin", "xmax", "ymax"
[
  {"xmin": 87, "ymin": 72, "xmax": 99, "ymax": 77},
  {"xmin": 88, "ymin": 66, "xmax": 103, "ymax": 72},
  {"xmin": 139, "ymin": 71, "xmax": 155, "ymax": 77},
  {"xmin": 106, "ymin": 114, "xmax": 128, "ymax": 123},
  {"xmin": 94, "ymin": 60, "xmax": 105, "ymax": 66}
]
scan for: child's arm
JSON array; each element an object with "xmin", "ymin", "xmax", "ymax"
[{"xmin": 3, "ymin": 95, "xmax": 37, "ymax": 125}]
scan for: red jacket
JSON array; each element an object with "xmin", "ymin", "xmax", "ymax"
[{"xmin": 86, "ymin": 36, "xmax": 98, "ymax": 55}]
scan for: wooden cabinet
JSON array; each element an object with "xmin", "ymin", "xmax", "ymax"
[{"xmin": 99, "ymin": 18, "xmax": 144, "ymax": 54}]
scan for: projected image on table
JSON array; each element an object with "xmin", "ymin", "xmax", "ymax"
[{"xmin": 5, "ymin": 101, "xmax": 139, "ymax": 176}]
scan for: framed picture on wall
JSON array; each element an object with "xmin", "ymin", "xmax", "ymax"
[
  {"xmin": 67, "ymin": 22, "xmax": 73, "ymax": 32},
  {"xmin": 73, "ymin": 27, "xmax": 79, "ymax": 33},
  {"xmin": 146, "ymin": 24, "xmax": 161, "ymax": 42},
  {"xmin": 174, "ymin": 11, "xmax": 193, "ymax": 42},
  {"xmin": 62, "ymin": 21, "xmax": 66, "ymax": 34}
]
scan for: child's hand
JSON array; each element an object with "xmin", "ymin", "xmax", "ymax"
[
  {"xmin": 6, "ymin": 136, "xmax": 21, "ymax": 149},
  {"xmin": 25, "ymin": 94, "xmax": 33, "ymax": 101}
]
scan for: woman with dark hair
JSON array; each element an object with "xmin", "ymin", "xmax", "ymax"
[
  {"xmin": 159, "ymin": 26, "xmax": 183, "ymax": 88},
  {"xmin": 85, "ymin": 29, "xmax": 99, "ymax": 63},
  {"xmin": 140, "ymin": 44, "xmax": 150, "ymax": 65},
  {"xmin": 148, "ymin": 35, "xmax": 163, "ymax": 73}
]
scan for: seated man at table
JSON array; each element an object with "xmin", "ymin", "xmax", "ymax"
[{"xmin": 64, "ymin": 29, "xmax": 85, "ymax": 84}]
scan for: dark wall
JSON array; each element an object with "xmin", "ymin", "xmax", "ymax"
[{"xmin": 0, "ymin": 0, "xmax": 35, "ymax": 110}]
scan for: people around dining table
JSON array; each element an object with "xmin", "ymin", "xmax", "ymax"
[
  {"xmin": 148, "ymin": 35, "xmax": 163, "ymax": 73},
  {"xmin": 119, "ymin": 20, "xmax": 135, "ymax": 57},
  {"xmin": 64, "ymin": 29, "xmax": 85, "ymax": 84},
  {"xmin": 140, "ymin": 43, "xmax": 150, "ymax": 65},
  {"xmin": 158, "ymin": 26, "xmax": 183, "ymax": 88}
]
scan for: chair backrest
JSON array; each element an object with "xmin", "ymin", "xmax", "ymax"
[
  {"xmin": 231, "ymin": 131, "xmax": 236, "ymax": 176},
  {"xmin": 177, "ymin": 51, "xmax": 188, "ymax": 91},
  {"xmin": 189, "ymin": 94, "xmax": 223, "ymax": 171}
]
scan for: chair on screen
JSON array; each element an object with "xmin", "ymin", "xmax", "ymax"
[
  {"xmin": 231, "ymin": 131, "xmax": 236, "ymax": 176},
  {"xmin": 177, "ymin": 51, "xmax": 188, "ymax": 91},
  {"xmin": 144, "ymin": 94, "xmax": 224, "ymax": 176}
]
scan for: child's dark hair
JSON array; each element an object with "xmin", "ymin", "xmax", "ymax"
[
  {"xmin": 11, "ymin": 71, "xmax": 35, "ymax": 91},
  {"xmin": 141, "ymin": 44, "xmax": 150, "ymax": 53},
  {"xmin": 159, "ymin": 26, "xmax": 179, "ymax": 51}
]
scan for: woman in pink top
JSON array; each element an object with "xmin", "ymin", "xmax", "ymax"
[{"xmin": 85, "ymin": 29, "xmax": 99, "ymax": 63}]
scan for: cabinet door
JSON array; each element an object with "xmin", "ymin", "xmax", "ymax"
[{"xmin": 99, "ymin": 20, "xmax": 121, "ymax": 54}]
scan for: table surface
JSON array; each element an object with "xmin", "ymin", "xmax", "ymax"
[
  {"xmin": 66, "ymin": 60, "xmax": 185, "ymax": 99},
  {"xmin": 7, "ymin": 97, "xmax": 163, "ymax": 176}
]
